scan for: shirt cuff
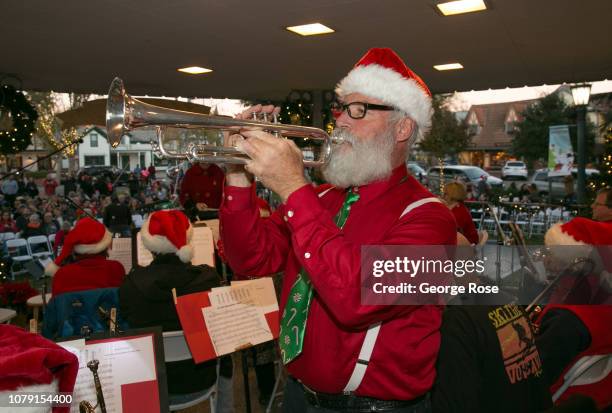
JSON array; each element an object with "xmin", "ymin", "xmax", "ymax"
[
  {"xmin": 281, "ymin": 184, "xmax": 328, "ymax": 232},
  {"xmin": 221, "ymin": 184, "xmax": 256, "ymax": 212}
]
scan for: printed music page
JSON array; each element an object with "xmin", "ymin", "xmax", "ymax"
[
  {"xmin": 202, "ymin": 303, "xmax": 273, "ymax": 356},
  {"xmin": 191, "ymin": 226, "xmax": 215, "ymax": 267},
  {"xmin": 201, "ymin": 219, "xmax": 220, "ymax": 245},
  {"xmin": 208, "ymin": 283, "xmax": 257, "ymax": 307},
  {"xmin": 59, "ymin": 335, "xmax": 158, "ymax": 413},
  {"xmin": 136, "ymin": 232, "xmax": 153, "ymax": 267},
  {"xmin": 108, "ymin": 238, "xmax": 132, "ymax": 273},
  {"xmin": 231, "ymin": 278, "xmax": 278, "ymax": 312}
]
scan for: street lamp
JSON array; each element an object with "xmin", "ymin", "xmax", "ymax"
[{"xmin": 570, "ymin": 83, "xmax": 591, "ymax": 204}]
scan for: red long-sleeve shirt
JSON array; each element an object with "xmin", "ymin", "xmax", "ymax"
[
  {"xmin": 450, "ymin": 202, "xmax": 479, "ymax": 245},
  {"xmin": 179, "ymin": 164, "xmax": 225, "ymax": 208},
  {"xmin": 220, "ymin": 165, "xmax": 457, "ymax": 400}
]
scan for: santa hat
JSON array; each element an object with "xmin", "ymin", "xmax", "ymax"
[
  {"xmin": 545, "ymin": 217, "xmax": 612, "ymax": 246},
  {"xmin": 45, "ymin": 217, "xmax": 112, "ymax": 276},
  {"xmin": 335, "ymin": 47, "xmax": 432, "ymax": 144},
  {"xmin": 140, "ymin": 210, "xmax": 194, "ymax": 263},
  {"xmin": 0, "ymin": 325, "xmax": 78, "ymax": 413},
  {"xmin": 545, "ymin": 217, "xmax": 612, "ymax": 287}
]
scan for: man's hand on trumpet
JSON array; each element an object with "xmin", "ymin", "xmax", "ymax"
[
  {"xmin": 224, "ymin": 104, "xmax": 277, "ymax": 188},
  {"xmin": 226, "ymin": 105, "xmax": 308, "ymax": 202},
  {"xmin": 237, "ymin": 130, "xmax": 308, "ymax": 202}
]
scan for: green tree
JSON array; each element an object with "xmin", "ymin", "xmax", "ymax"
[
  {"xmin": 588, "ymin": 110, "xmax": 612, "ymax": 192},
  {"xmin": 417, "ymin": 95, "xmax": 471, "ymax": 160},
  {"xmin": 512, "ymin": 93, "xmax": 596, "ymax": 167}
]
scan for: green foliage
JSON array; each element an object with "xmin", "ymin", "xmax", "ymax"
[
  {"xmin": 417, "ymin": 95, "xmax": 471, "ymax": 159},
  {"xmin": 512, "ymin": 93, "xmax": 596, "ymax": 167}
]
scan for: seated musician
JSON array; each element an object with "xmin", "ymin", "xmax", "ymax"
[
  {"xmin": 119, "ymin": 210, "xmax": 220, "ymax": 397},
  {"xmin": 45, "ymin": 217, "xmax": 125, "ymax": 296}
]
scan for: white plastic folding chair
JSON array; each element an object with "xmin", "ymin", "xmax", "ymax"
[
  {"xmin": 162, "ymin": 330, "xmax": 218, "ymax": 412},
  {"xmin": 6, "ymin": 238, "xmax": 32, "ymax": 279},
  {"xmin": 27, "ymin": 235, "xmax": 53, "ymax": 259}
]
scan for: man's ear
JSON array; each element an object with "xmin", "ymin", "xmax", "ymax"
[{"xmin": 395, "ymin": 117, "xmax": 416, "ymax": 143}]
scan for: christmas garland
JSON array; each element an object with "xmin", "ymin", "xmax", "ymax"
[{"xmin": 0, "ymin": 84, "xmax": 37, "ymax": 155}]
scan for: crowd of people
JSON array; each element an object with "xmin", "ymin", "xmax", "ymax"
[{"xmin": 0, "ymin": 47, "xmax": 610, "ymax": 413}]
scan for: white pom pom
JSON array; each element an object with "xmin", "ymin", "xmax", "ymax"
[{"xmin": 176, "ymin": 245, "xmax": 194, "ymax": 263}]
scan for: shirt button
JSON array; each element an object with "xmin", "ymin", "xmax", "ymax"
[
  {"xmin": 227, "ymin": 195, "xmax": 233, "ymax": 201},
  {"xmin": 287, "ymin": 210, "xmax": 294, "ymax": 218},
  {"xmin": 304, "ymin": 252, "xmax": 311, "ymax": 259}
]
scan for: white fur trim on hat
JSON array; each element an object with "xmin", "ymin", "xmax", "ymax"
[
  {"xmin": 544, "ymin": 222, "xmax": 586, "ymax": 246},
  {"xmin": 0, "ymin": 380, "xmax": 58, "ymax": 413},
  {"xmin": 336, "ymin": 64, "xmax": 432, "ymax": 142},
  {"xmin": 73, "ymin": 229, "xmax": 113, "ymax": 255},
  {"xmin": 44, "ymin": 261, "xmax": 60, "ymax": 277},
  {"xmin": 140, "ymin": 215, "xmax": 194, "ymax": 263}
]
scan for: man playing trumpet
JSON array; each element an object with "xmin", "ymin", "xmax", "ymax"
[{"xmin": 220, "ymin": 48, "xmax": 456, "ymax": 412}]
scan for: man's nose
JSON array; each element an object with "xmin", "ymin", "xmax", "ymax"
[{"xmin": 334, "ymin": 110, "xmax": 352, "ymax": 129}]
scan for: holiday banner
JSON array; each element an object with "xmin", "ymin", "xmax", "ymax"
[{"xmin": 548, "ymin": 125, "xmax": 574, "ymax": 177}]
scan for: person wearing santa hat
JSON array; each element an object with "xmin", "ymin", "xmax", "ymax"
[
  {"xmin": 0, "ymin": 324, "xmax": 79, "ymax": 413},
  {"xmin": 536, "ymin": 216, "xmax": 612, "ymax": 411},
  {"xmin": 46, "ymin": 217, "xmax": 125, "ymax": 297},
  {"xmin": 220, "ymin": 48, "xmax": 456, "ymax": 411},
  {"xmin": 118, "ymin": 210, "xmax": 224, "ymax": 402}
]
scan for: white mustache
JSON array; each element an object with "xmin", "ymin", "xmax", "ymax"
[{"xmin": 331, "ymin": 129, "xmax": 355, "ymax": 144}]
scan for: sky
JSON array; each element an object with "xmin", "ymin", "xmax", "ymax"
[{"xmin": 54, "ymin": 79, "xmax": 612, "ymax": 118}]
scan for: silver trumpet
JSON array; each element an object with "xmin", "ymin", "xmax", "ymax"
[{"xmin": 106, "ymin": 78, "xmax": 338, "ymax": 167}]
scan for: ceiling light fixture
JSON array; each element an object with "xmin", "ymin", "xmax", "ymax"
[
  {"xmin": 436, "ymin": 0, "xmax": 487, "ymax": 16},
  {"xmin": 177, "ymin": 66, "xmax": 213, "ymax": 75},
  {"xmin": 434, "ymin": 63, "xmax": 464, "ymax": 71},
  {"xmin": 286, "ymin": 23, "xmax": 335, "ymax": 36}
]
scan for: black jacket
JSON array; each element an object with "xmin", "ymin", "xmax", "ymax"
[
  {"xmin": 103, "ymin": 202, "xmax": 132, "ymax": 229},
  {"xmin": 119, "ymin": 254, "xmax": 221, "ymax": 394}
]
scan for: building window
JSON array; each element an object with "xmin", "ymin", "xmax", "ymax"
[
  {"xmin": 504, "ymin": 122, "xmax": 516, "ymax": 134},
  {"xmin": 84, "ymin": 155, "xmax": 105, "ymax": 166},
  {"xmin": 468, "ymin": 124, "xmax": 480, "ymax": 135},
  {"xmin": 90, "ymin": 133, "xmax": 98, "ymax": 148},
  {"xmin": 110, "ymin": 153, "xmax": 118, "ymax": 167},
  {"xmin": 140, "ymin": 153, "xmax": 146, "ymax": 168}
]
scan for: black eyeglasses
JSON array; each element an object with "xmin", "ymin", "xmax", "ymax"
[{"xmin": 330, "ymin": 101, "xmax": 395, "ymax": 119}]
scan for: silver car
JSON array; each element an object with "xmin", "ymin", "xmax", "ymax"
[
  {"xmin": 426, "ymin": 165, "xmax": 503, "ymax": 193},
  {"xmin": 530, "ymin": 168, "xmax": 600, "ymax": 200}
]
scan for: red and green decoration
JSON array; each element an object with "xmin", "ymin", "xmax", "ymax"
[{"xmin": 0, "ymin": 84, "xmax": 38, "ymax": 155}]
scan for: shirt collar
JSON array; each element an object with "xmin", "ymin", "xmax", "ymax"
[{"xmin": 352, "ymin": 163, "xmax": 409, "ymax": 204}]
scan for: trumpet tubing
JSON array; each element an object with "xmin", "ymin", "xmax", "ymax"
[{"xmin": 106, "ymin": 78, "xmax": 335, "ymax": 167}]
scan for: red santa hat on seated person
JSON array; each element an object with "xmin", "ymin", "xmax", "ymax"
[
  {"xmin": 335, "ymin": 47, "xmax": 432, "ymax": 145},
  {"xmin": 545, "ymin": 217, "xmax": 612, "ymax": 287},
  {"xmin": 0, "ymin": 325, "xmax": 79, "ymax": 413},
  {"xmin": 45, "ymin": 217, "xmax": 112, "ymax": 276},
  {"xmin": 140, "ymin": 210, "xmax": 194, "ymax": 262}
]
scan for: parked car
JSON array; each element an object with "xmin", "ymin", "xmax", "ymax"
[
  {"xmin": 530, "ymin": 168, "xmax": 600, "ymax": 200},
  {"xmin": 407, "ymin": 162, "xmax": 427, "ymax": 183},
  {"xmin": 501, "ymin": 160, "xmax": 528, "ymax": 180},
  {"xmin": 426, "ymin": 165, "xmax": 503, "ymax": 193},
  {"xmin": 77, "ymin": 165, "xmax": 118, "ymax": 179}
]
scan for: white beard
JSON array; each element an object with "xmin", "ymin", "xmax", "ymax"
[{"xmin": 322, "ymin": 128, "xmax": 395, "ymax": 188}]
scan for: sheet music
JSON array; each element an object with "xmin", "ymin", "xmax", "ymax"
[
  {"xmin": 209, "ymin": 284, "xmax": 257, "ymax": 307},
  {"xmin": 136, "ymin": 232, "xmax": 154, "ymax": 267},
  {"xmin": 58, "ymin": 336, "xmax": 158, "ymax": 413},
  {"xmin": 109, "ymin": 238, "xmax": 133, "ymax": 273},
  {"xmin": 230, "ymin": 278, "xmax": 278, "ymax": 312},
  {"xmin": 201, "ymin": 219, "xmax": 220, "ymax": 245},
  {"xmin": 202, "ymin": 303, "xmax": 273, "ymax": 356},
  {"xmin": 191, "ymin": 226, "xmax": 215, "ymax": 267}
]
